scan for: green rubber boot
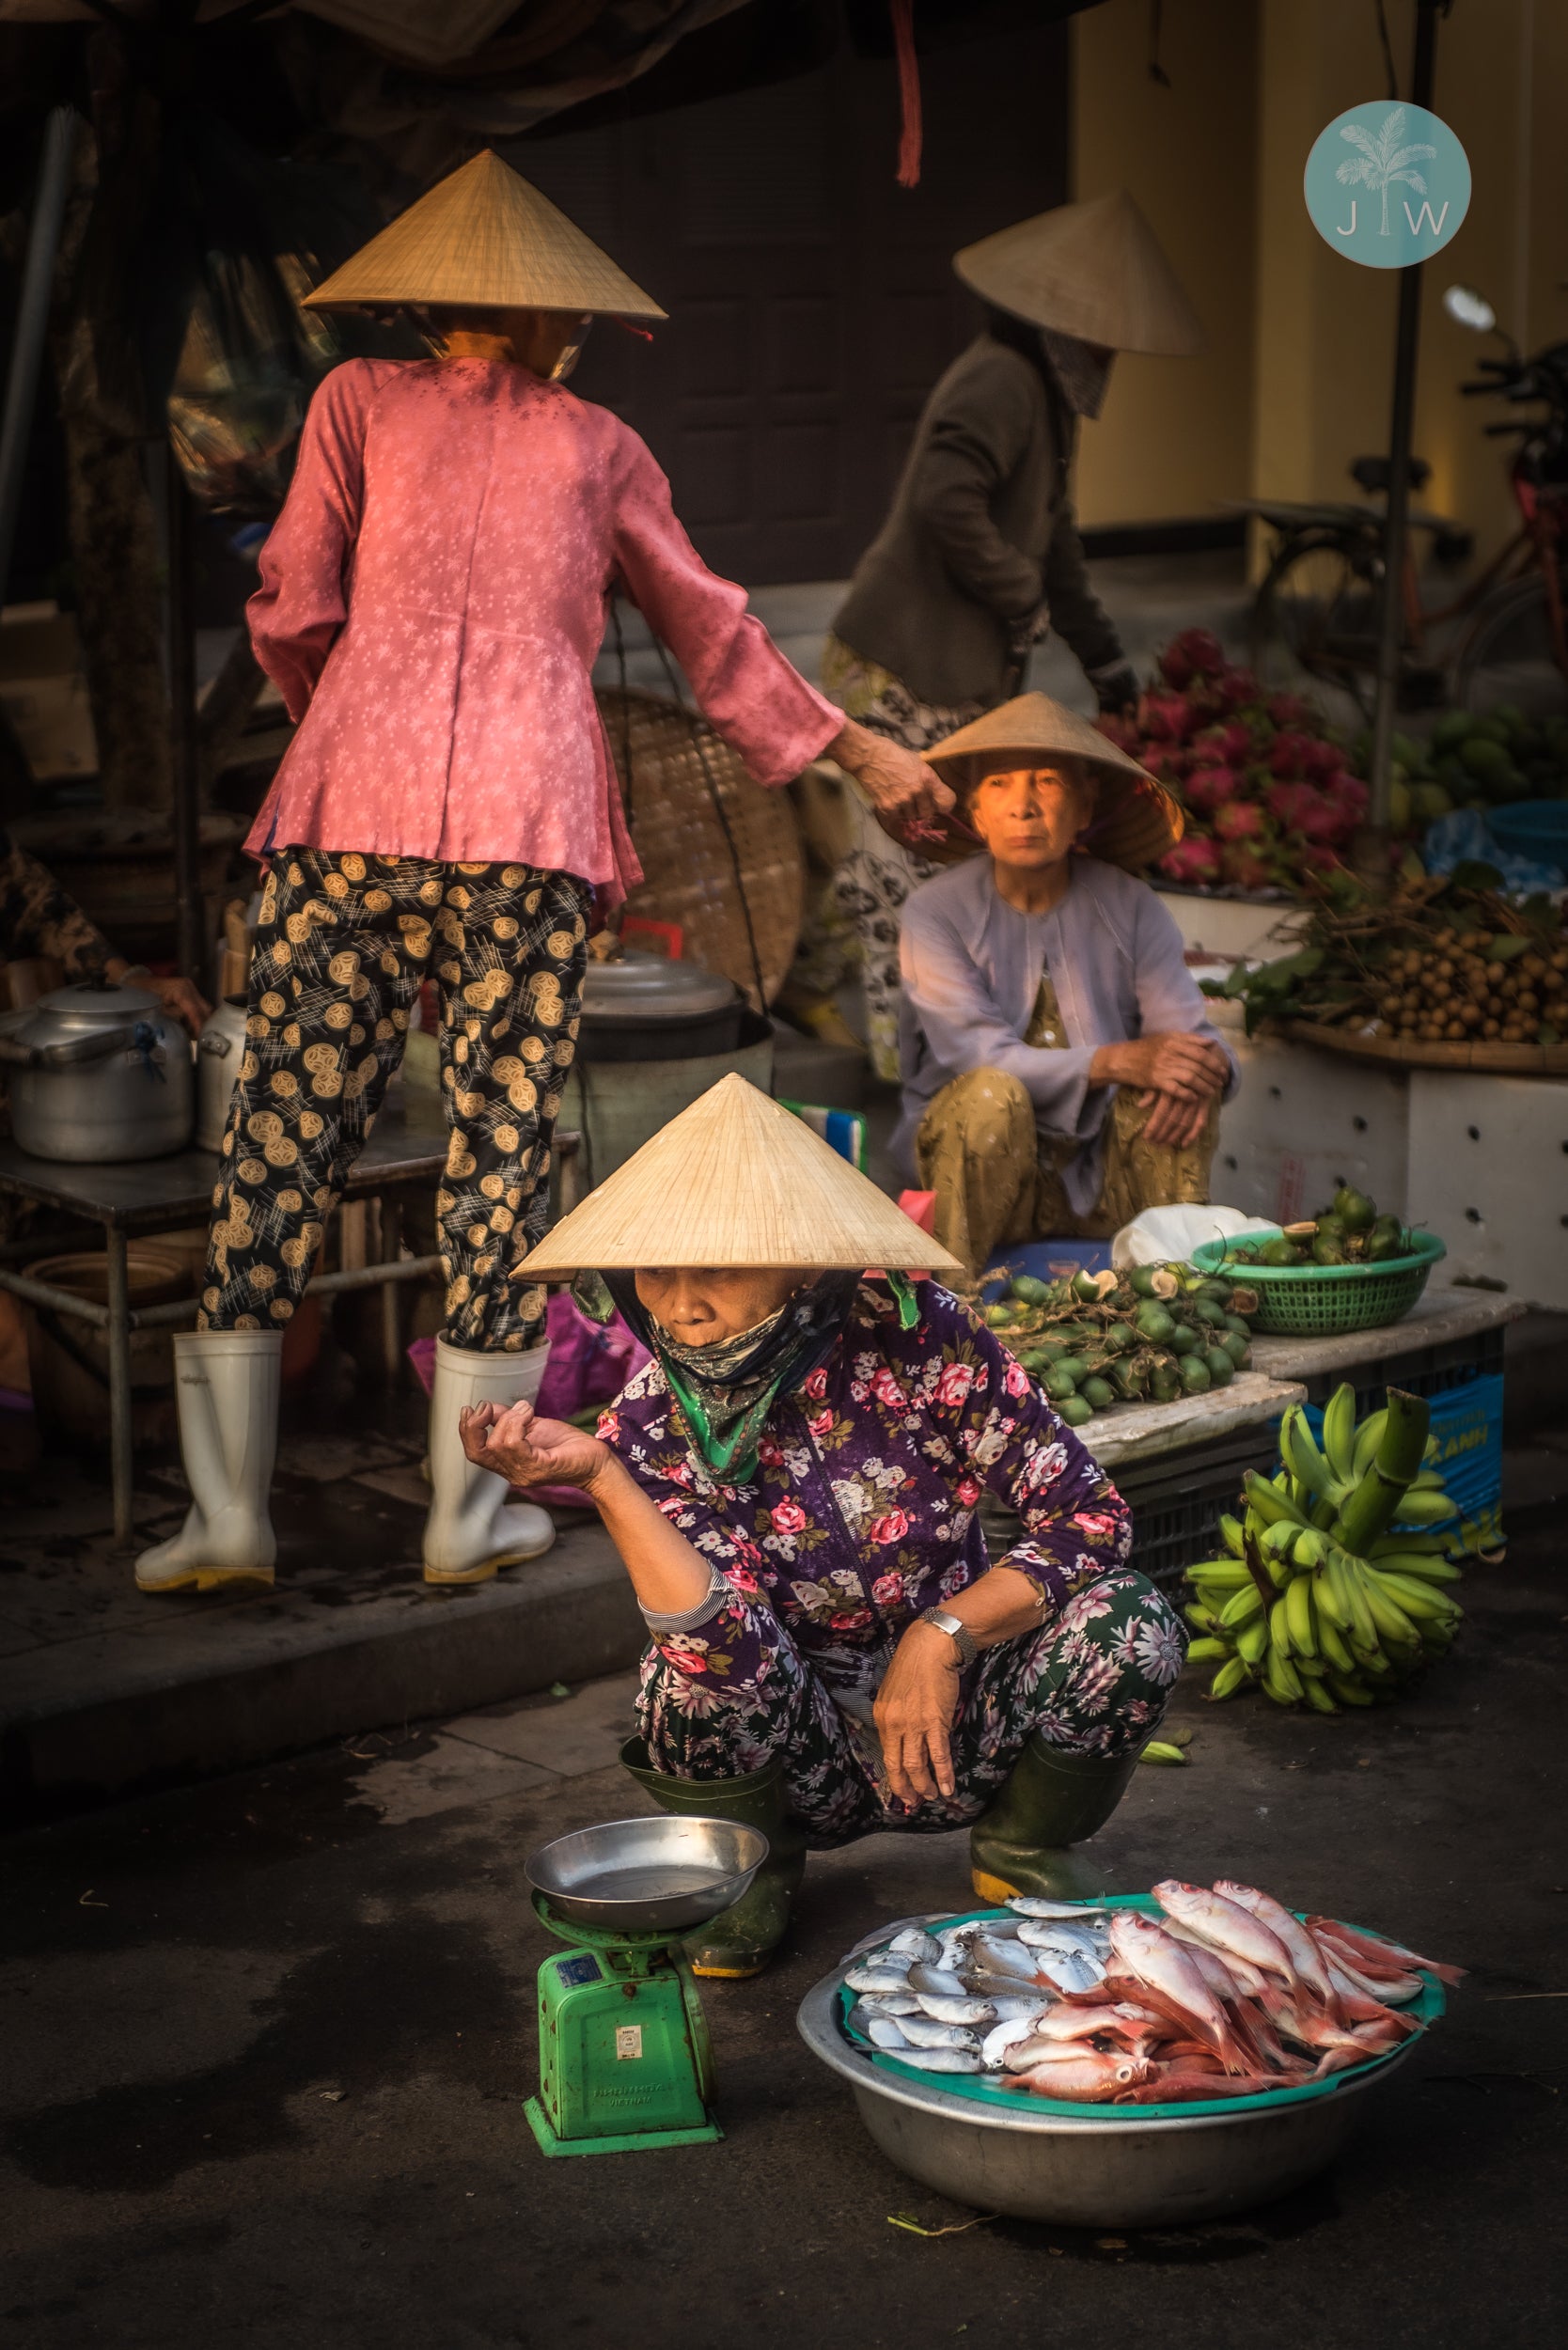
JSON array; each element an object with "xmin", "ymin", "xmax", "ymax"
[
  {"xmin": 969, "ymin": 1737, "xmax": 1142, "ymax": 1904},
  {"xmin": 620, "ymin": 1737, "xmax": 808, "ymax": 1981}
]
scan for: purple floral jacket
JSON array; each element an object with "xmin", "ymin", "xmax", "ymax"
[{"xmin": 598, "ymin": 1282, "xmax": 1132, "ymax": 1709}]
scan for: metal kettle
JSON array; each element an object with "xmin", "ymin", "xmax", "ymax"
[{"xmin": 0, "ymin": 979, "xmax": 195, "ymax": 1164}]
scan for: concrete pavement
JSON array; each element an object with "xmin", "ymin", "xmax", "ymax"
[{"xmin": 2, "ymin": 1524, "xmax": 1561, "ymax": 2350}]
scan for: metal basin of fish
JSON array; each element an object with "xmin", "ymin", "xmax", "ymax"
[
  {"xmin": 525, "ymin": 1816, "xmax": 767, "ymax": 1933},
  {"xmin": 797, "ymin": 1935, "xmax": 1431, "ymax": 2227}
]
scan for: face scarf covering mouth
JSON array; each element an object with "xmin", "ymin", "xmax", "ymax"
[{"xmin": 578, "ymin": 1272, "xmax": 919, "ymax": 1484}]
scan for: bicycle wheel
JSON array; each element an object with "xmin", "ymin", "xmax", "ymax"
[
  {"xmin": 1453, "ymin": 573, "xmax": 1568, "ymax": 717},
  {"xmin": 1250, "ymin": 532, "xmax": 1383, "ymax": 712}
]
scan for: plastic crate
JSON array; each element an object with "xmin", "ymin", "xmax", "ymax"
[
  {"xmin": 1190, "ymin": 1230, "xmax": 1446, "ymax": 1335},
  {"xmin": 979, "ymin": 1424, "xmax": 1280, "ymax": 1599}
]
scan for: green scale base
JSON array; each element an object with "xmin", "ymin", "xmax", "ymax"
[{"xmin": 528, "ymin": 1898, "xmax": 723, "ymax": 2158}]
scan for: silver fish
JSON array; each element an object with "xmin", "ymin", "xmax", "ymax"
[
  {"xmin": 914, "ymin": 1993, "xmax": 996, "ymax": 2026},
  {"xmin": 981, "ymin": 2014, "xmax": 1043, "ymax": 2069},
  {"xmin": 990, "ymin": 1993, "xmax": 1053, "ymax": 2021},
  {"xmin": 865, "ymin": 2015, "xmax": 914, "ymax": 2050},
  {"xmin": 886, "ymin": 1928, "xmax": 945, "ymax": 1965},
  {"xmin": 857, "ymin": 1989, "xmax": 923, "ymax": 2016},
  {"xmin": 1016, "ymin": 1919, "xmax": 1105, "ymax": 1954},
  {"xmin": 844, "ymin": 1962, "xmax": 912, "ymax": 1995},
  {"xmin": 1007, "ymin": 1896, "xmax": 1115, "ymax": 1919},
  {"xmin": 886, "ymin": 2045, "xmax": 981, "ymax": 2074},
  {"xmin": 896, "ymin": 2014, "xmax": 980, "ymax": 2051},
  {"xmin": 907, "ymin": 1962, "xmax": 971, "ymax": 1999},
  {"xmin": 970, "ymin": 1935, "xmax": 1043, "ymax": 1981}
]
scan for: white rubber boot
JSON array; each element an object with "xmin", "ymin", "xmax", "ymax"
[
  {"xmin": 422, "ymin": 1336, "xmax": 556, "ymax": 1586},
  {"xmin": 135, "ymin": 1330, "xmax": 282, "ymax": 1593}
]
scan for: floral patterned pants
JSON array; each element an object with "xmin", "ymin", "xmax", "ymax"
[
  {"xmin": 199, "ymin": 849, "xmax": 589, "ymax": 1352},
  {"xmin": 636, "ymin": 1569, "xmax": 1184, "ymax": 1848}
]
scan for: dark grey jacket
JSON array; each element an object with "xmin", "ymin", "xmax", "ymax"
[{"xmin": 832, "ymin": 336, "xmax": 1123, "ymax": 708}]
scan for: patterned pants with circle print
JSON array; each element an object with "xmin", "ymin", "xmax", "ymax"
[{"xmin": 199, "ymin": 848, "xmax": 590, "ymax": 1352}]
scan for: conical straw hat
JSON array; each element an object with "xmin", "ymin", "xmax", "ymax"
[
  {"xmin": 304, "ymin": 149, "xmax": 666, "ymax": 319},
  {"xmin": 954, "ymin": 190, "xmax": 1201, "ymax": 355},
  {"xmin": 520, "ymin": 1074, "xmax": 963, "ymax": 1277},
  {"xmin": 922, "ymin": 691, "xmax": 1184, "ymax": 870}
]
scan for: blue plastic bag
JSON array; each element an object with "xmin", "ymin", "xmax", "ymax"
[{"xmin": 1423, "ymin": 807, "xmax": 1564, "ymax": 893}]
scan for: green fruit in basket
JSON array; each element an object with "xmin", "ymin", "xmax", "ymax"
[
  {"xmin": 1043, "ymin": 1369, "xmax": 1078, "ymax": 1403},
  {"xmin": 982, "ymin": 1303, "xmax": 1015, "ymax": 1327},
  {"xmin": 1080, "ymin": 1375, "xmax": 1117, "ymax": 1411},
  {"xmin": 1260, "ymin": 1237, "xmax": 1303, "ymax": 1267},
  {"xmin": 1136, "ymin": 1303, "xmax": 1176, "ymax": 1345},
  {"xmin": 1311, "ymin": 1231, "xmax": 1348, "ymax": 1266},
  {"xmin": 1431, "ymin": 708, "xmax": 1474, "ymax": 753},
  {"xmin": 1195, "ymin": 1277, "xmax": 1233, "ymax": 1303},
  {"xmin": 1331, "ymin": 1185, "xmax": 1376, "ymax": 1232},
  {"xmin": 1180, "ymin": 1355, "xmax": 1213, "ymax": 1395},
  {"xmin": 1367, "ymin": 1230, "xmax": 1406, "ymax": 1263},
  {"xmin": 1150, "ymin": 1357, "xmax": 1184, "ymax": 1403},
  {"xmin": 1103, "ymin": 1323, "xmax": 1137, "ymax": 1355},
  {"xmin": 1411, "ymin": 781, "xmax": 1453, "ymax": 824},
  {"xmin": 1057, "ymin": 1393, "xmax": 1094, "ymax": 1428},
  {"xmin": 1221, "ymin": 1311, "xmax": 1251, "ymax": 1337},
  {"xmin": 1011, "ymin": 1275, "xmax": 1050, "ymax": 1307},
  {"xmin": 1203, "ymin": 1346, "xmax": 1236, "ymax": 1387},
  {"xmin": 1168, "ymin": 1322, "xmax": 1200, "ymax": 1355},
  {"xmin": 1053, "ymin": 1355, "xmax": 1088, "ymax": 1386},
  {"xmin": 1218, "ymin": 1329, "xmax": 1250, "ymax": 1367},
  {"xmin": 1193, "ymin": 1297, "xmax": 1229, "ymax": 1327}
]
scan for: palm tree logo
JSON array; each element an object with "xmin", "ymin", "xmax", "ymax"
[{"xmin": 1336, "ymin": 104, "xmax": 1438, "ymax": 235}]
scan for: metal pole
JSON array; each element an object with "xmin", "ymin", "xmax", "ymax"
[
  {"xmin": 103, "ymin": 1225, "xmax": 134, "ymax": 1548},
  {"xmin": 1367, "ymin": 0, "xmax": 1443, "ymax": 848},
  {"xmin": 0, "ymin": 107, "xmax": 76, "ymax": 605},
  {"xmin": 165, "ymin": 445, "xmax": 206, "ymax": 985}
]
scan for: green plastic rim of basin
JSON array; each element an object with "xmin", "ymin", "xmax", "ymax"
[
  {"xmin": 837, "ymin": 1895, "xmax": 1445, "ymax": 2123},
  {"xmin": 1190, "ymin": 1230, "xmax": 1446, "ymax": 1336}
]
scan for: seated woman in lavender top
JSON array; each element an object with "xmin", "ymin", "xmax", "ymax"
[
  {"xmin": 457, "ymin": 1076, "xmax": 1184, "ymax": 1980},
  {"xmin": 893, "ymin": 692, "xmax": 1238, "ymax": 1277}
]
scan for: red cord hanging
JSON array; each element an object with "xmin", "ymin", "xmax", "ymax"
[{"xmin": 890, "ymin": 0, "xmax": 922, "ymax": 188}]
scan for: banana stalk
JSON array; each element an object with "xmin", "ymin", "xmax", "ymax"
[{"xmin": 1332, "ymin": 1387, "xmax": 1432, "ymax": 1555}]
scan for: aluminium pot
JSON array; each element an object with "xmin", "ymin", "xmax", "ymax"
[
  {"xmin": 0, "ymin": 979, "xmax": 194, "ymax": 1163},
  {"xmin": 196, "ymin": 994, "xmax": 249, "ymax": 1152},
  {"xmin": 575, "ymin": 950, "xmax": 744, "ymax": 1063}
]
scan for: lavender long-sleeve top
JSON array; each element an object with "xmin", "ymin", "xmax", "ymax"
[
  {"xmin": 244, "ymin": 356, "xmax": 841, "ymax": 899},
  {"xmin": 894, "ymin": 855, "xmax": 1239, "ymax": 1216}
]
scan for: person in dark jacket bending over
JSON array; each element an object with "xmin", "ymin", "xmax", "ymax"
[{"xmin": 788, "ymin": 192, "xmax": 1201, "ymax": 1080}]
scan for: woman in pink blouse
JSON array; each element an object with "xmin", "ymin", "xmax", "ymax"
[{"xmin": 136, "ymin": 152, "xmax": 949, "ymax": 1600}]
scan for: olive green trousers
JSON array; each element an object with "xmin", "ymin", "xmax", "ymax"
[{"xmin": 915, "ymin": 1069, "xmax": 1220, "ymax": 1277}]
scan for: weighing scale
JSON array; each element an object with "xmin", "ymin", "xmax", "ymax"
[{"xmin": 523, "ymin": 1814, "xmax": 767, "ymax": 2157}]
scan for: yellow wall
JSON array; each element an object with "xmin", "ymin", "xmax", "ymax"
[
  {"xmin": 1074, "ymin": 0, "xmax": 1568, "ymax": 563},
  {"xmin": 1071, "ymin": 0, "xmax": 1260, "ymax": 527}
]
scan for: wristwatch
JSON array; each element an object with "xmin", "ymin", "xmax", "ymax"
[{"xmin": 919, "ymin": 1607, "xmax": 978, "ymax": 1668}]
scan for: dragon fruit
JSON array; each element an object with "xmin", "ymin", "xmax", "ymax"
[
  {"xmin": 1267, "ymin": 729, "xmax": 1320, "ymax": 779},
  {"xmin": 1214, "ymin": 667, "xmax": 1262, "ymax": 711},
  {"xmin": 1212, "ymin": 798, "xmax": 1265, "ymax": 842},
  {"xmin": 1300, "ymin": 737, "xmax": 1343, "ymax": 780},
  {"xmin": 1158, "ymin": 837, "xmax": 1224, "ymax": 885},
  {"xmin": 1096, "ymin": 712, "xmax": 1142, "ymax": 756},
  {"xmin": 1221, "ymin": 842, "xmax": 1275, "ymax": 891},
  {"xmin": 1267, "ymin": 692, "xmax": 1314, "ymax": 728},
  {"xmin": 1140, "ymin": 691, "xmax": 1197, "ymax": 744},
  {"xmin": 1265, "ymin": 780, "xmax": 1317, "ymax": 831},
  {"xmin": 1192, "ymin": 720, "xmax": 1255, "ymax": 766},
  {"xmin": 1323, "ymin": 771, "xmax": 1369, "ymax": 819},
  {"xmin": 1184, "ymin": 764, "xmax": 1240, "ymax": 817},
  {"xmin": 1158, "ymin": 628, "xmax": 1227, "ymax": 690}
]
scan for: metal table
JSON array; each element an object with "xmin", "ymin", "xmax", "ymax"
[{"xmin": 0, "ymin": 1091, "xmax": 450, "ymax": 1546}]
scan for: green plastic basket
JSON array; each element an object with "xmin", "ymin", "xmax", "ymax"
[
  {"xmin": 1189, "ymin": 1230, "xmax": 1446, "ymax": 1337},
  {"xmin": 837, "ymin": 1896, "xmax": 1444, "ymax": 2123}
]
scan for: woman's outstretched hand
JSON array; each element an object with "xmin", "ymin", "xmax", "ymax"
[
  {"xmin": 873, "ymin": 1621, "xmax": 962, "ymax": 1808},
  {"xmin": 458, "ymin": 1399, "xmax": 610, "ymax": 1492}
]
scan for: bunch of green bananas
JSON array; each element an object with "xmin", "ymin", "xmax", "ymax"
[{"xmin": 1184, "ymin": 1383, "xmax": 1463, "ymax": 1713}]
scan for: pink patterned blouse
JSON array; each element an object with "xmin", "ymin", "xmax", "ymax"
[{"xmin": 244, "ymin": 356, "xmax": 841, "ymax": 900}]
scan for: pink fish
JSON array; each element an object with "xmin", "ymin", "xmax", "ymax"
[
  {"xmin": 1157, "ymin": 1921, "xmax": 1255, "ymax": 2002},
  {"xmin": 1117, "ymin": 2070, "xmax": 1283, "ymax": 2105},
  {"xmin": 1308, "ymin": 1915, "xmax": 1465, "ymax": 1988},
  {"xmin": 1215, "ymin": 1881, "xmax": 1341, "ymax": 2012},
  {"xmin": 1106, "ymin": 1912, "xmax": 1255, "ymax": 2075},
  {"xmin": 1152, "ymin": 1880, "xmax": 1299, "ymax": 1988},
  {"xmin": 1003, "ymin": 2003, "xmax": 1160, "ymax": 2053},
  {"xmin": 1013, "ymin": 2052, "xmax": 1153, "ymax": 2102}
]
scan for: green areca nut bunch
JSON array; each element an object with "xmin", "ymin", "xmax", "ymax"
[
  {"xmin": 1184, "ymin": 1384, "xmax": 1464, "ymax": 1713},
  {"xmin": 980, "ymin": 1261, "xmax": 1255, "ymax": 1427}
]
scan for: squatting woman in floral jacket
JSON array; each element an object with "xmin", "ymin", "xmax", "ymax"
[{"xmin": 461, "ymin": 1076, "xmax": 1185, "ymax": 1977}]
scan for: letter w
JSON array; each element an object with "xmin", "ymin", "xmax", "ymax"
[{"xmin": 1403, "ymin": 199, "xmax": 1450, "ymax": 237}]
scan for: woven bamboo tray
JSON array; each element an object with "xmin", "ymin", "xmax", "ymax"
[
  {"xmin": 598, "ymin": 687, "xmax": 805, "ymax": 1011},
  {"xmin": 1286, "ymin": 1019, "xmax": 1568, "ymax": 1078}
]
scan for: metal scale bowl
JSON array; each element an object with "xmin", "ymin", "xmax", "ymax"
[{"xmin": 523, "ymin": 1816, "xmax": 767, "ymax": 2157}]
